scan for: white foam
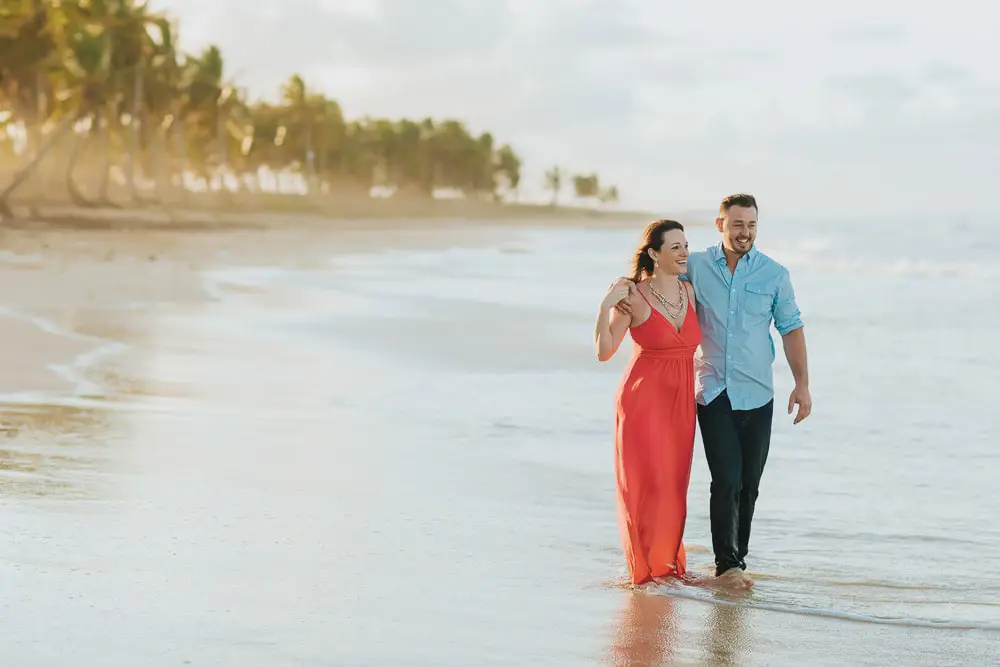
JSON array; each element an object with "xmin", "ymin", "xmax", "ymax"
[
  {"xmin": 654, "ymin": 583, "xmax": 1000, "ymax": 631},
  {"xmin": 0, "ymin": 305, "xmax": 126, "ymax": 402}
]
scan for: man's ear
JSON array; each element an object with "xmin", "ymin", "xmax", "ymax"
[{"xmin": 715, "ymin": 216, "xmax": 725, "ymax": 233}]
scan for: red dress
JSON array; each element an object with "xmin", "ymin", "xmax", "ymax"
[{"xmin": 614, "ymin": 290, "xmax": 701, "ymax": 585}]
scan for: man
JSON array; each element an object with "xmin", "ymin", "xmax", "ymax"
[{"xmin": 616, "ymin": 193, "xmax": 811, "ymax": 583}]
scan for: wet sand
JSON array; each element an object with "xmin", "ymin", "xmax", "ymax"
[
  {"xmin": 0, "ymin": 201, "xmax": 650, "ymax": 399},
  {"xmin": 1, "ymin": 209, "xmax": 997, "ymax": 666}
]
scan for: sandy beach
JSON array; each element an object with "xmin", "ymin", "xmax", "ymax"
[
  {"xmin": 0, "ymin": 204, "xmax": 649, "ymax": 516},
  {"xmin": 0, "ymin": 207, "xmax": 488, "ymax": 501},
  {"xmin": 0, "ymin": 203, "xmax": 617, "ymax": 395},
  {"xmin": 1, "ymin": 207, "xmax": 997, "ymax": 666}
]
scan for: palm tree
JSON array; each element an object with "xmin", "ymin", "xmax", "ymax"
[
  {"xmin": 278, "ymin": 74, "xmax": 315, "ymax": 188},
  {"xmin": 494, "ymin": 144, "xmax": 521, "ymax": 202},
  {"xmin": 1, "ymin": 0, "xmax": 555, "ymax": 220},
  {"xmin": 544, "ymin": 166, "xmax": 563, "ymax": 205},
  {"xmin": 0, "ymin": 0, "xmax": 110, "ymax": 216},
  {"xmin": 599, "ymin": 185, "xmax": 620, "ymax": 207},
  {"xmin": 572, "ymin": 172, "xmax": 600, "ymax": 204},
  {"xmin": 0, "ymin": 0, "xmax": 54, "ymax": 139}
]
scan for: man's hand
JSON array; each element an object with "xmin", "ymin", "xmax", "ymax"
[
  {"xmin": 612, "ymin": 277, "xmax": 636, "ymax": 316},
  {"xmin": 780, "ymin": 327, "xmax": 810, "ymax": 424},
  {"xmin": 787, "ymin": 385, "xmax": 812, "ymax": 424}
]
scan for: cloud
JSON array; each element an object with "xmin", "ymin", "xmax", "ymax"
[
  {"xmin": 825, "ymin": 72, "xmax": 919, "ymax": 116},
  {"xmin": 162, "ymin": 0, "xmax": 349, "ymax": 93},
  {"xmin": 150, "ymin": 0, "xmax": 1000, "ymax": 214},
  {"xmin": 522, "ymin": 0, "xmax": 658, "ymax": 53},
  {"xmin": 328, "ymin": 0, "xmax": 516, "ymax": 67},
  {"xmin": 832, "ymin": 24, "xmax": 905, "ymax": 43},
  {"xmin": 827, "ymin": 73, "xmax": 917, "ymax": 100},
  {"xmin": 921, "ymin": 62, "xmax": 972, "ymax": 86}
]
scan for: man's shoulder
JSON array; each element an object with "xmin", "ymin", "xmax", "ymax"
[
  {"xmin": 687, "ymin": 248, "xmax": 714, "ymax": 266},
  {"xmin": 681, "ymin": 248, "xmax": 713, "ymax": 283},
  {"xmin": 751, "ymin": 249, "xmax": 790, "ymax": 277}
]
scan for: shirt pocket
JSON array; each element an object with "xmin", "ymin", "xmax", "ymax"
[{"xmin": 743, "ymin": 283, "xmax": 775, "ymax": 321}]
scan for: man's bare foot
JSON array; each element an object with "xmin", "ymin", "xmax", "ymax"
[{"xmin": 710, "ymin": 567, "xmax": 754, "ymax": 590}]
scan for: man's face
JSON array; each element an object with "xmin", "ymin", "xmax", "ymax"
[{"xmin": 716, "ymin": 205, "xmax": 757, "ymax": 256}]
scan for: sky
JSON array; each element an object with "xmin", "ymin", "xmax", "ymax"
[{"xmin": 150, "ymin": 0, "xmax": 999, "ymax": 217}]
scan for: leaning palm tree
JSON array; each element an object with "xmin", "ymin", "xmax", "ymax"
[
  {"xmin": 0, "ymin": 1, "xmax": 111, "ymax": 218},
  {"xmin": 63, "ymin": 25, "xmax": 119, "ymax": 208},
  {"xmin": 0, "ymin": 0, "xmax": 54, "ymax": 143},
  {"xmin": 0, "ymin": 0, "xmax": 55, "ymax": 218},
  {"xmin": 178, "ymin": 44, "xmax": 249, "ymax": 192},
  {"xmin": 96, "ymin": 0, "xmax": 176, "ymax": 204}
]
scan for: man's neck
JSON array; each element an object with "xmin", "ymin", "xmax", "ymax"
[{"xmin": 722, "ymin": 247, "xmax": 744, "ymax": 274}]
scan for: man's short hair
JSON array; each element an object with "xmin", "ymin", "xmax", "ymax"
[{"xmin": 719, "ymin": 193, "xmax": 758, "ymax": 216}]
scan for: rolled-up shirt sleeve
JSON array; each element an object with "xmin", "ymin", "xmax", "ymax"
[{"xmin": 773, "ymin": 267, "xmax": 804, "ymax": 335}]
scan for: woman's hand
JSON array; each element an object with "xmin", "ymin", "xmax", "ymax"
[
  {"xmin": 596, "ymin": 278, "xmax": 636, "ymax": 361},
  {"xmin": 601, "ymin": 278, "xmax": 634, "ymax": 311},
  {"xmin": 611, "ymin": 277, "xmax": 637, "ymax": 316}
]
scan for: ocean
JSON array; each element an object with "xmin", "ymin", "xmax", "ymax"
[{"xmin": 1, "ymin": 216, "xmax": 998, "ymax": 665}]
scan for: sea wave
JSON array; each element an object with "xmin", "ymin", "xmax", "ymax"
[{"xmin": 0, "ymin": 305, "xmax": 126, "ymax": 401}]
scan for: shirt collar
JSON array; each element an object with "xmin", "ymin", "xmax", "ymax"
[
  {"xmin": 710, "ymin": 242, "xmax": 758, "ymax": 265},
  {"xmin": 709, "ymin": 243, "xmax": 725, "ymax": 262}
]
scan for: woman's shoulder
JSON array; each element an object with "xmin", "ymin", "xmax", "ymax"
[
  {"xmin": 627, "ymin": 280, "xmax": 650, "ymax": 306},
  {"xmin": 626, "ymin": 284, "xmax": 652, "ymax": 328}
]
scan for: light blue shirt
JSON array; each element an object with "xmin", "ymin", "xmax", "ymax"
[{"xmin": 684, "ymin": 243, "xmax": 804, "ymax": 410}]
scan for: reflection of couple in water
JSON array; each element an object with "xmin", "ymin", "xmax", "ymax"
[
  {"xmin": 607, "ymin": 590, "xmax": 750, "ymax": 666},
  {"xmin": 595, "ymin": 193, "xmax": 811, "ymax": 589}
]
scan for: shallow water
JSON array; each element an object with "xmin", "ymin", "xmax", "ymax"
[{"xmin": 2, "ymin": 217, "xmax": 998, "ymax": 665}]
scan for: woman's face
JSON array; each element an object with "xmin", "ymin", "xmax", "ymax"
[{"xmin": 649, "ymin": 229, "xmax": 690, "ymax": 276}]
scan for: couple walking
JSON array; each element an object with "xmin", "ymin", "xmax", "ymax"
[{"xmin": 594, "ymin": 193, "xmax": 811, "ymax": 587}]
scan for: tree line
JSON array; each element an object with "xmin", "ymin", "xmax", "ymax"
[{"xmin": 0, "ymin": 1, "xmax": 619, "ymax": 218}]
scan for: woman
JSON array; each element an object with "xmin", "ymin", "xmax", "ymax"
[{"xmin": 594, "ymin": 219, "xmax": 701, "ymax": 586}]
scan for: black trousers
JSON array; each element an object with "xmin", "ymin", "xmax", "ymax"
[{"xmin": 697, "ymin": 390, "xmax": 773, "ymax": 576}]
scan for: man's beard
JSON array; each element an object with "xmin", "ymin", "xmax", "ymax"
[{"xmin": 729, "ymin": 236, "xmax": 754, "ymax": 254}]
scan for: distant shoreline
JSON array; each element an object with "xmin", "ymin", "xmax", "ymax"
[{"xmin": 1, "ymin": 191, "xmax": 712, "ymax": 233}]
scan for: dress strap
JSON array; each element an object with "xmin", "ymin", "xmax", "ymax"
[
  {"xmin": 682, "ymin": 281, "xmax": 696, "ymax": 313},
  {"xmin": 637, "ymin": 282, "xmax": 655, "ymax": 308}
]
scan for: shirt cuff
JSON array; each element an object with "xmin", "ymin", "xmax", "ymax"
[{"xmin": 776, "ymin": 318, "xmax": 804, "ymax": 336}]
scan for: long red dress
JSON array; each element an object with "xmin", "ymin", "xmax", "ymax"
[{"xmin": 614, "ymin": 289, "xmax": 701, "ymax": 585}]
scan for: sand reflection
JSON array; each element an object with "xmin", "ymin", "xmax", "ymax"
[
  {"xmin": 0, "ymin": 402, "xmax": 115, "ymax": 498},
  {"xmin": 699, "ymin": 596, "xmax": 751, "ymax": 666},
  {"xmin": 605, "ymin": 590, "xmax": 678, "ymax": 667}
]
